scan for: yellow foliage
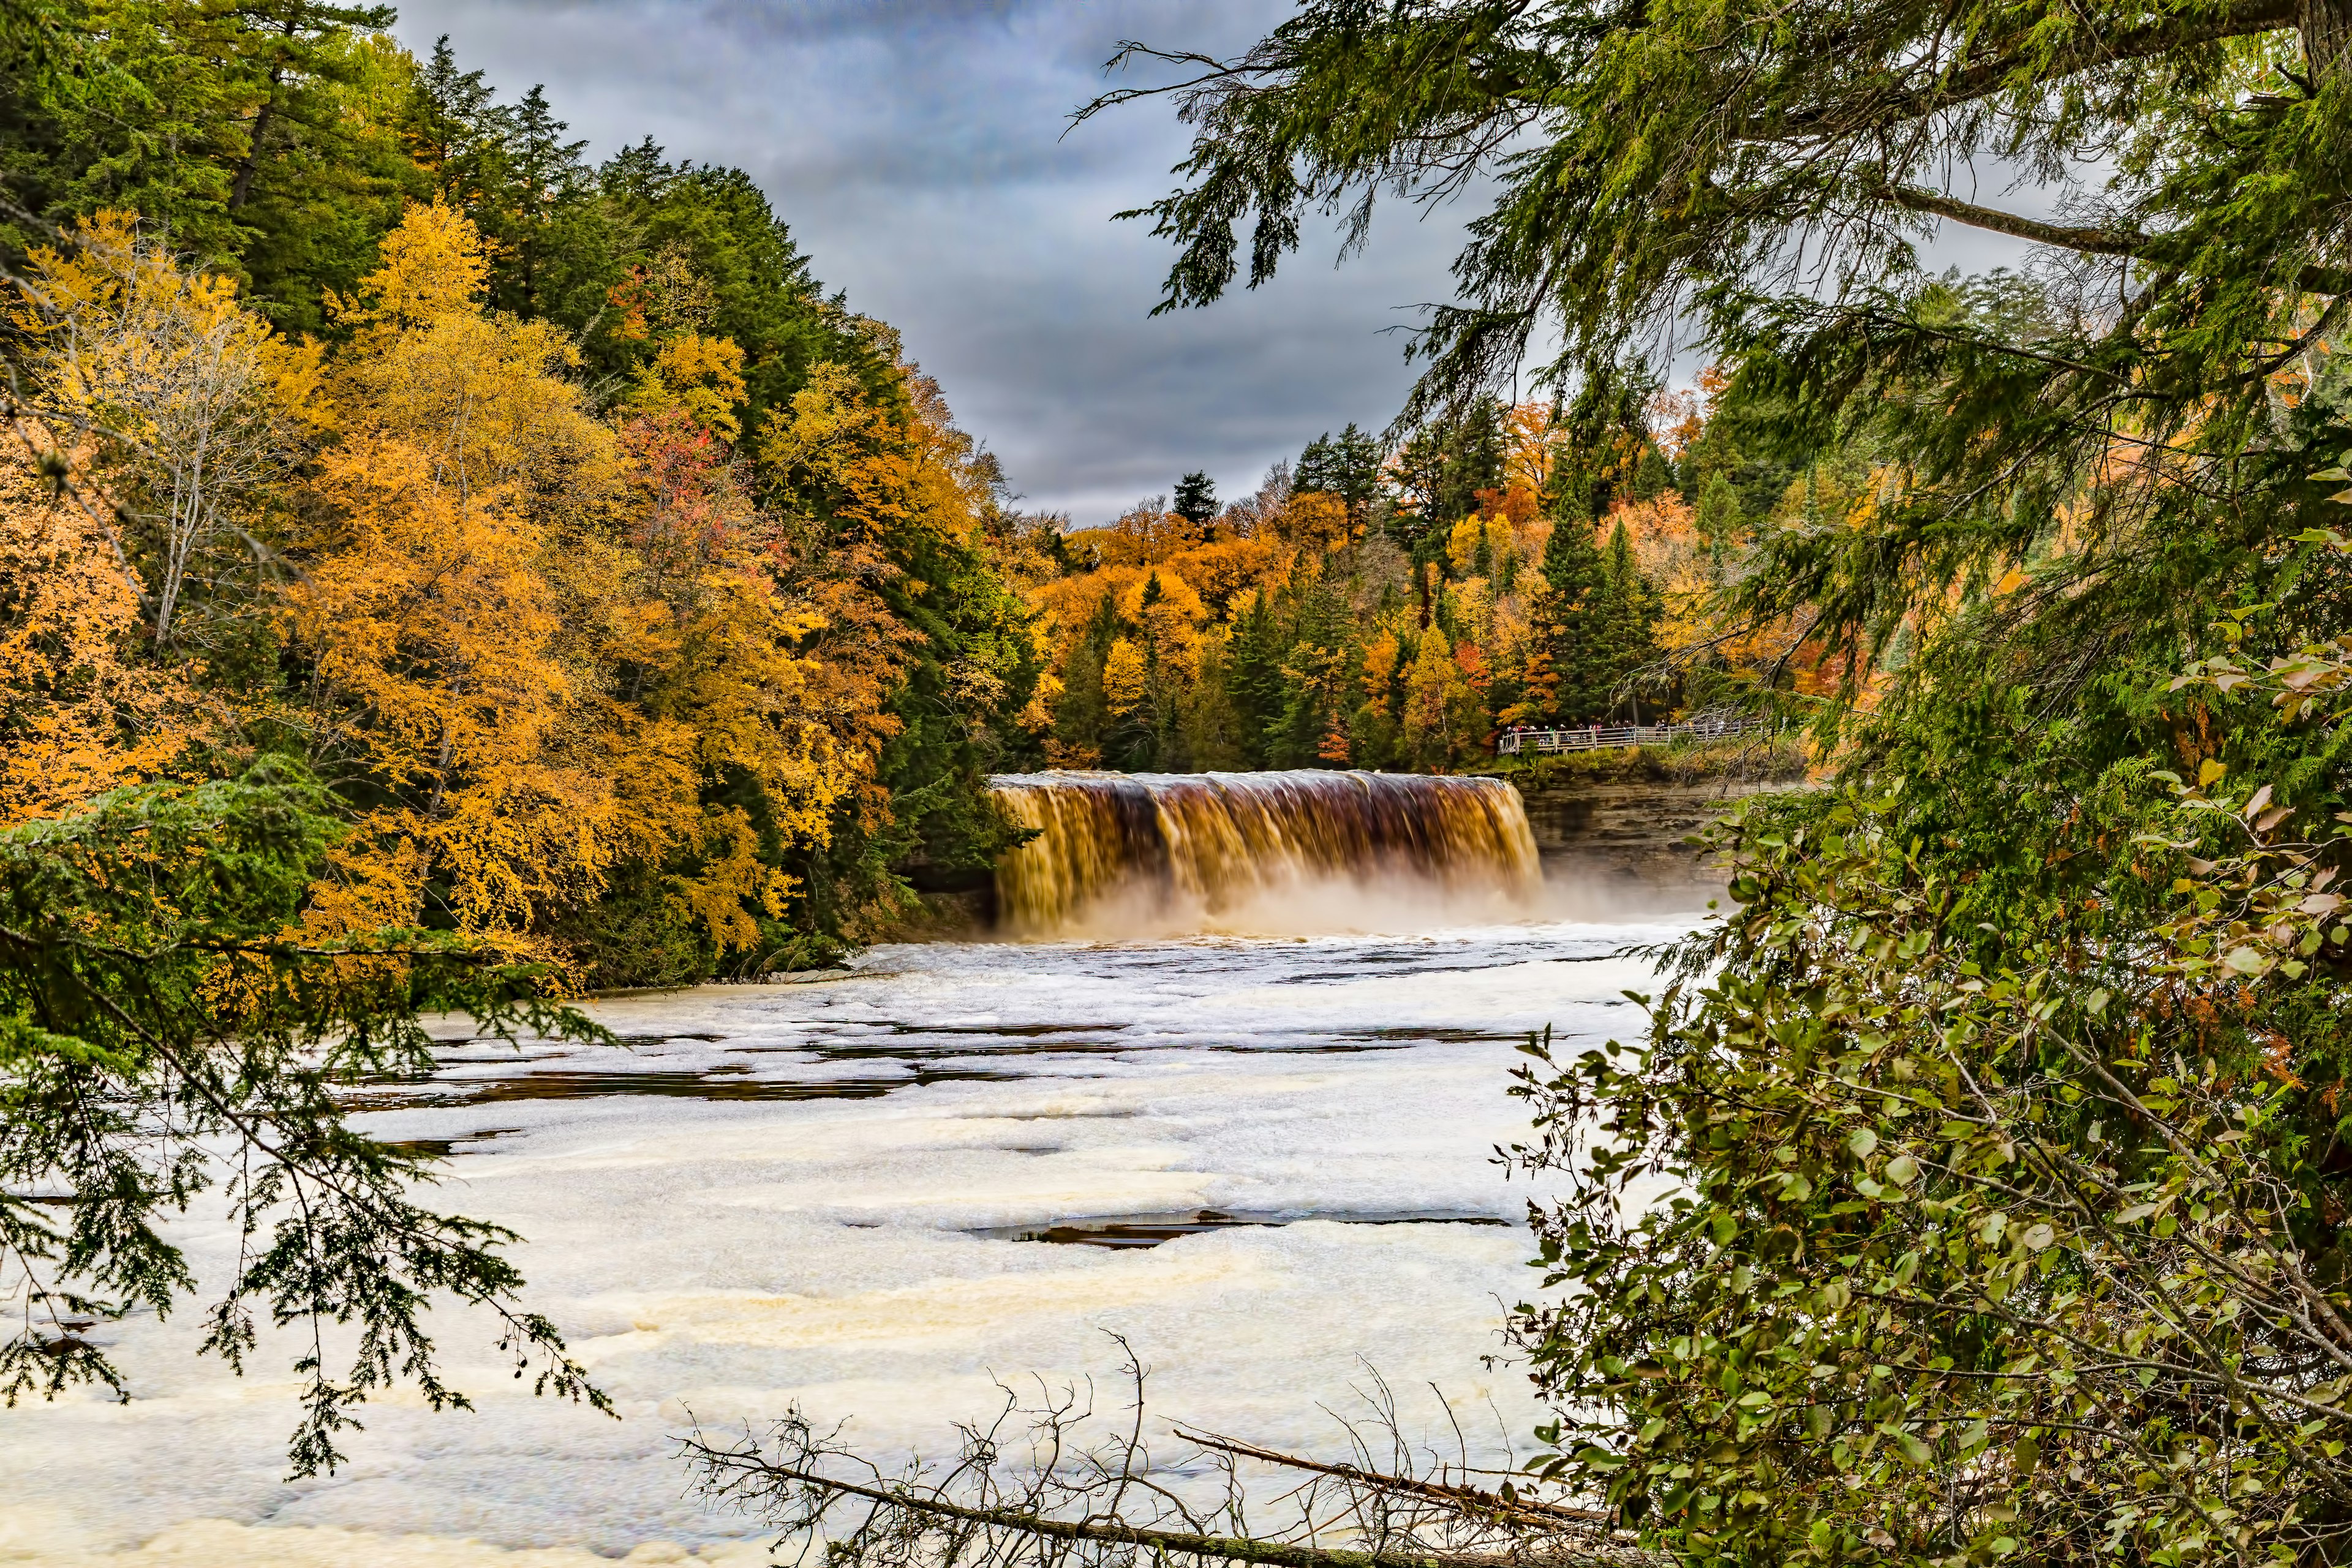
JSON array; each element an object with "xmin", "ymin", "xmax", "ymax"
[
  {"xmin": 0, "ymin": 198, "xmax": 973, "ymax": 973},
  {"xmin": 1164, "ymin": 536, "xmax": 1276, "ymax": 615},
  {"xmin": 342, "ymin": 309, "xmax": 617, "ymax": 517},
  {"xmin": 17, "ymin": 211, "xmax": 284, "ymax": 650},
  {"xmin": 763, "ymin": 362, "xmax": 899, "ymax": 509},
  {"xmin": 18, "ymin": 213, "xmax": 271, "ymax": 415},
  {"xmin": 288, "ymin": 435, "xmax": 597, "ymax": 931},
  {"xmin": 1079, "ymin": 502, "xmax": 1204, "ymax": 567},
  {"xmin": 1360, "ymin": 628, "xmax": 1401, "ymax": 695},
  {"xmin": 1118, "ymin": 569, "xmax": 1206, "ymax": 624},
  {"xmin": 1016, "ymin": 672, "xmax": 1063, "ymax": 735},
  {"xmin": 1401, "ymin": 625, "xmax": 1476, "ymax": 766},
  {"xmin": 0, "ymin": 434, "xmax": 200, "ymax": 826},
  {"xmin": 1278, "ymin": 490, "xmax": 1352, "ymax": 552},
  {"xmin": 1607, "ymin": 494, "xmax": 1719, "ymax": 655},
  {"xmin": 331, "ymin": 198, "xmax": 488, "ymax": 341},
  {"xmin": 1503, "ymin": 402, "xmax": 1556, "ymax": 499},
  {"xmin": 287, "ymin": 208, "xmax": 854, "ymax": 958},
  {"xmin": 1102, "ymin": 638, "xmax": 1147, "ymax": 716},
  {"xmin": 627, "ymin": 331, "xmax": 749, "ymax": 440},
  {"xmin": 1451, "ymin": 575, "xmax": 1495, "ymax": 647}
]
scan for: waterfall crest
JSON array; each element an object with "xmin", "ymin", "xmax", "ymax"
[{"xmin": 989, "ymin": 771, "xmax": 1542, "ymax": 934}]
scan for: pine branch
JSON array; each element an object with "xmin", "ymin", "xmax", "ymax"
[
  {"xmin": 1764, "ymin": 0, "xmax": 2300, "ymax": 137},
  {"xmin": 1875, "ymin": 183, "xmax": 2352, "ymax": 295}
]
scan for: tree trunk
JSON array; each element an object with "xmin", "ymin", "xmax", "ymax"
[
  {"xmin": 228, "ymin": 85, "xmax": 276, "ymax": 211},
  {"xmin": 2305, "ymin": 0, "xmax": 2352, "ymax": 79},
  {"xmin": 229, "ymin": 21, "xmax": 298, "ymax": 213}
]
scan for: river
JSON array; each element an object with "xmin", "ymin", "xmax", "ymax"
[{"xmin": 1, "ymin": 775, "xmax": 1717, "ymax": 1567}]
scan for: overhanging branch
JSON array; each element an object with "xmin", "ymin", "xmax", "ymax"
[
  {"xmin": 1768, "ymin": 0, "xmax": 2299, "ymax": 137},
  {"xmin": 1881, "ymin": 183, "xmax": 2141, "ymax": 256},
  {"xmin": 1878, "ymin": 183, "xmax": 2352, "ymax": 295}
]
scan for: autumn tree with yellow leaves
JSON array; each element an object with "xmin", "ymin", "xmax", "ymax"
[{"xmin": 2, "ymin": 197, "xmax": 1041, "ymax": 983}]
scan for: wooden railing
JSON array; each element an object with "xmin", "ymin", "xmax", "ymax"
[{"xmin": 1496, "ymin": 714, "xmax": 1764, "ymax": 756}]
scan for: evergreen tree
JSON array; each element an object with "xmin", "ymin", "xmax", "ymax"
[
  {"xmin": 1433, "ymin": 399, "xmax": 1504, "ymax": 530},
  {"xmin": 478, "ymin": 83, "xmax": 596, "ymax": 322},
  {"xmin": 1266, "ymin": 568, "xmax": 1353, "ymax": 766},
  {"xmin": 0, "ymin": 0, "xmax": 412, "ymax": 328},
  {"xmin": 1294, "ymin": 421, "xmax": 1382, "ymax": 513},
  {"xmin": 1693, "ymin": 469, "xmax": 1741, "ymax": 579},
  {"xmin": 1523, "ymin": 496, "xmax": 1610, "ymax": 722},
  {"xmin": 1172, "ymin": 470, "xmax": 1217, "ymax": 529},
  {"xmin": 1224, "ymin": 591, "xmax": 1284, "ymax": 769},
  {"xmin": 1180, "ymin": 628, "xmax": 1250, "ymax": 770},
  {"xmin": 1295, "ymin": 431, "xmax": 1338, "ymax": 492},
  {"xmin": 1548, "ymin": 371, "xmax": 1654, "ymax": 524},
  {"xmin": 1593, "ymin": 517, "xmax": 1662, "ymax": 721},
  {"xmin": 1050, "ymin": 594, "xmax": 1120, "ymax": 765},
  {"xmin": 401, "ymin": 34, "xmax": 503, "ymax": 206},
  {"xmin": 1387, "ymin": 401, "xmax": 1502, "ymax": 559}
]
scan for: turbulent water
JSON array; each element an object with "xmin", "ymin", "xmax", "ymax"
[
  {"xmin": 0, "ymin": 896, "xmax": 1706, "ymax": 1567},
  {"xmin": 991, "ymin": 771, "xmax": 1544, "ymax": 934}
]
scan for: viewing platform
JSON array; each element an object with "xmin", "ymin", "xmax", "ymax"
[{"xmin": 1496, "ymin": 714, "xmax": 1763, "ymax": 756}]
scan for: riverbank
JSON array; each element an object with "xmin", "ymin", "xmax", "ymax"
[{"xmin": 1472, "ymin": 732, "xmax": 1811, "ymax": 788}]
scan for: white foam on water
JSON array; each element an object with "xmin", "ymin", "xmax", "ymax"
[{"xmin": 0, "ymin": 913, "xmax": 1701, "ymax": 1566}]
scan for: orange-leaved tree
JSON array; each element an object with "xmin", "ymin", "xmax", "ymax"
[{"xmin": 0, "ymin": 429, "xmax": 206, "ymax": 826}]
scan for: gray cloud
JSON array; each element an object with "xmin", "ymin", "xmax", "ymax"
[
  {"xmin": 390, "ymin": 0, "xmax": 1458, "ymax": 521},
  {"xmin": 388, "ymin": 2, "xmax": 2040, "ymax": 522}
]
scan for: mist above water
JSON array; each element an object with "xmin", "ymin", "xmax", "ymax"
[{"xmin": 1029, "ymin": 861, "xmax": 1713, "ymax": 940}]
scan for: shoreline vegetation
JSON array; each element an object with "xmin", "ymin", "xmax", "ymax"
[
  {"xmin": 9, "ymin": 1, "xmax": 2352, "ymax": 1566},
  {"xmin": 1477, "ymin": 734, "xmax": 1811, "ymax": 790}
]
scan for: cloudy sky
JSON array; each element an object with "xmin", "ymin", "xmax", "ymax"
[{"xmin": 386, "ymin": 0, "xmax": 1477, "ymax": 524}]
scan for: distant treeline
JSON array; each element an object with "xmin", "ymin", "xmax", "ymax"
[{"xmin": 1013, "ymin": 377, "xmax": 1839, "ymax": 775}]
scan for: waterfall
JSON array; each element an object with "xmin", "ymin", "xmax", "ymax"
[{"xmin": 989, "ymin": 770, "xmax": 1542, "ymax": 934}]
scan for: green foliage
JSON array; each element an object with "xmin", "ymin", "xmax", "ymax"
[
  {"xmin": 1478, "ymin": 732, "xmax": 1806, "ymax": 787},
  {"xmin": 1502, "ymin": 464, "xmax": 2352, "ymax": 1562},
  {"xmin": 1225, "ymin": 589, "xmax": 1286, "ymax": 769},
  {"xmin": 1096, "ymin": 4, "xmax": 2352, "ymax": 1557},
  {"xmin": 1172, "ymin": 469, "xmax": 1218, "ymax": 527},
  {"xmin": 0, "ymin": 761, "xmax": 609, "ymax": 1476},
  {"xmin": 0, "ymin": 0, "xmax": 415, "ymax": 328},
  {"xmin": 1099, "ymin": 0, "xmax": 2348, "ymax": 440},
  {"xmin": 1389, "ymin": 397, "xmax": 1504, "ymax": 553},
  {"xmin": 1517, "ymin": 508, "xmax": 1664, "ymax": 725},
  {"xmin": 1295, "ymin": 421, "xmax": 1384, "ymax": 513}
]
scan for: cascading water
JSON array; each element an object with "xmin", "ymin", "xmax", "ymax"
[{"xmin": 989, "ymin": 770, "xmax": 1543, "ymax": 934}]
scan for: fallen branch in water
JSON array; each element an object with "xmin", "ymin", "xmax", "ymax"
[
  {"xmin": 687, "ymin": 1439, "xmax": 1589, "ymax": 1568},
  {"xmin": 1172, "ymin": 1428, "xmax": 1612, "ymax": 1530},
  {"xmin": 682, "ymin": 1337, "xmax": 1656, "ymax": 1568}
]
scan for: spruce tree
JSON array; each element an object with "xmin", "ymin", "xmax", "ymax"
[
  {"xmin": 1172, "ymin": 470, "xmax": 1218, "ymax": 529},
  {"xmin": 1224, "ymin": 592, "xmax": 1284, "ymax": 769},
  {"xmin": 1050, "ymin": 595, "xmax": 1121, "ymax": 765},
  {"xmin": 1593, "ymin": 518, "xmax": 1663, "ymax": 721},
  {"xmin": 1295, "ymin": 423, "xmax": 1384, "ymax": 514},
  {"xmin": 1530, "ymin": 498, "xmax": 1608, "ymax": 722}
]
